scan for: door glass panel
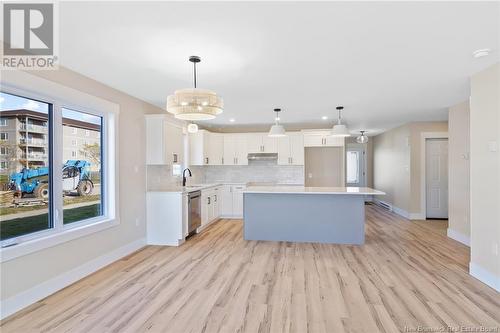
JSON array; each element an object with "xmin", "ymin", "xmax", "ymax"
[
  {"xmin": 0, "ymin": 92, "xmax": 52, "ymax": 241},
  {"xmin": 62, "ymin": 108, "xmax": 103, "ymax": 224},
  {"xmin": 346, "ymin": 151, "xmax": 360, "ymax": 184}
]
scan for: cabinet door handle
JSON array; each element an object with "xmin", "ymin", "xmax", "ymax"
[
  {"xmin": 205, "ymin": 157, "xmax": 209, "ymax": 164},
  {"xmin": 214, "ymin": 195, "xmax": 217, "ymax": 202},
  {"xmin": 208, "ymin": 197, "xmax": 211, "ymax": 205},
  {"xmin": 173, "ymin": 153, "xmax": 178, "ymax": 163}
]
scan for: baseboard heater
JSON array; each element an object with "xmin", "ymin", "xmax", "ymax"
[{"xmin": 375, "ymin": 200, "xmax": 392, "ymax": 211}]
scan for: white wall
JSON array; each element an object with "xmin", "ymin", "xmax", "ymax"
[
  {"xmin": 0, "ymin": 67, "xmax": 170, "ymax": 316},
  {"xmin": 469, "ymin": 63, "xmax": 500, "ymax": 291},
  {"xmin": 448, "ymin": 101, "xmax": 470, "ymax": 245}
]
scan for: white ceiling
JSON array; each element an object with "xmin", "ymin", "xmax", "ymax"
[{"xmin": 59, "ymin": 1, "xmax": 499, "ymax": 134}]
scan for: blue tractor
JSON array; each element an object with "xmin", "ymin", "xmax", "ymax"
[{"xmin": 9, "ymin": 160, "xmax": 94, "ymax": 199}]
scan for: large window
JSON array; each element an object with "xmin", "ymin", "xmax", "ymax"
[
  {"xmin": 62, "ymin": 108, "xmax": 103, "ymax": 225},
  {"xmin": 0, "ymin": 88, "xmax": 114, "ymax": 248},
  {"xmin": 0, "ymin": 92, "xmax": 52, "ymax": 241}
]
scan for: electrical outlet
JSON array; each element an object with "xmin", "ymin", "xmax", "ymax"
[{"xmin": 488, "ymin": 141, "xmax": 498, "ymax": 152}]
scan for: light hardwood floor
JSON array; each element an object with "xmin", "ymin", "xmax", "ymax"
[{"xmin": 2, "ymin": 205, "xmax": 499, "ymax": 333}]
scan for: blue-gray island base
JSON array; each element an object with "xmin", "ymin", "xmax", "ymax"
[{"xmin": 243, "ymin": 187, "xmax": 385, "ymax": 245}]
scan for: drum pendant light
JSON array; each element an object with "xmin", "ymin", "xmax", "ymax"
[{"xmin": 166, "ymin": 56, "xmax": 223, "ymax": 120}]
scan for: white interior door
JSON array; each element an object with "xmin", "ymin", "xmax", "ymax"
[{"xmin": 426, "ymin": 138, "xmax": 449, "ymax": 219}]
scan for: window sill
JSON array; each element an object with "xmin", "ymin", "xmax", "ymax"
[{"xmin": 0, "ymin": 218, "xmax": 119, "ymax": 263}]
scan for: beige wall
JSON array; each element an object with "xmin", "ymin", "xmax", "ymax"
[
  {"xmin": 408, "ymin": 121, "xmax": 449, "ymax": 214},
  {"xmin": 448, "ymin": 101, "xmax": 470, "ymax": 240},
  {"xmin": 0, "ymin": 67, "xmax": 177, "ymax": 301},
  {"xmin": 469, "ymin": 63, "xmax": 499, "ymax": 289},
  {"xmin": 373, "ymin": 124, "xmax": 411, "ymax": 212},
  {"xmin": 373, "ymin": 121, "xmax": 448, "ymax": 217}
]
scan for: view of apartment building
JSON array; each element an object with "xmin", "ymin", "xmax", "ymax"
[{"xmin": 0, "ymin": 109, "xmax": 100, "ymax": 175}]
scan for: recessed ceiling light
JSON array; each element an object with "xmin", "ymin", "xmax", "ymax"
[
  {"xmin": 473, "ymin": 49, "xmax": 491, "ymax": 58},
  {"xmin": 229, "ymin": 118, "xmax": 235, "ymax": 122},
  {"xmin": 321, "ymin": 116, "xmax": 328, "ymax": 120}
]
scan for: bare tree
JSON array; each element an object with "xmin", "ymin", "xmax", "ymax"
[
  {"xmin": 79, "ymin": 143, "xmax": 101, "ymax": 166},
  {"xmin": 0, "ymin": 140, "xmax": 18, "ymax": 187}
]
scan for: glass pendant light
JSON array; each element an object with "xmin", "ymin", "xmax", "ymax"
[
  {"xmin": 187, "ymin": 123, "xmax": 199, "ymax": 133},
  {"xmin": 331, "ymin": 106, "xmax": 350, "ymax": 137},
  {"xmin": 166, "ymin": 56, "xmax": 223, "ymax": 120},
  {"xmin": 268, "ymin": 108, "xmax": 286, "ymax": 137},
  {"xmin": 356, "ymin": 131, "xmax": 368, "ymax": 143}
]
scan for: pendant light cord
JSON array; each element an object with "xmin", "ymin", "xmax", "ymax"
[{"xmin": 193, "ymin": 62, "xmax": 197, "ymax": 88}]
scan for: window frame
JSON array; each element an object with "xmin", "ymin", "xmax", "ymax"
[
  {"xmin": 0, "ymin": 73, "xmax": 119, "ymax": 263},
  {"xmin": 0, "ymin": 118, "xmax": 7, "ymax": 126},
  {"xmin": 0, "ymin": 132, "xmax": 8, "ymax": 140}
]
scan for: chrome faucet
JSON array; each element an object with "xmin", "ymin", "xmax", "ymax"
[{"xmin": 182, "ymin": 168, "xmax": 192, "ymax": 187}]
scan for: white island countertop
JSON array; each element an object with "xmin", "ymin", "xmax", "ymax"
[{"xmin": 244, "ymin": 186, "xmax": 385, "ymax": 195}]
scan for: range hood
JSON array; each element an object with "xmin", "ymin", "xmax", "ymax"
[{"xmin": 247, "ymin": 153, "xmax": 278, "ymax": 160}]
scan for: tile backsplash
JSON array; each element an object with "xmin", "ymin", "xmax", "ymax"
[
  {"xmin": 147, "ymin": 162, "xmax": 304, "ymax": 189},
  {"xmin": 146, "ymin": 165, "xmax": 183, "ymax": 190},
  {"xmin": 190, "ymin": 163, "xmax": 304, "ymax": 185}
]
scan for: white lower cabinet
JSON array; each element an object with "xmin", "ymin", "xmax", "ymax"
[
  {"xmin": 147, "ymin": 192, "xmax": 187, "ymax": 246},
  {"xmin": 220, "ymin": 184, "xmax": 246, "ymax": 218},
  {"xmin": 201, "ymin": 186, "xmax": 221, "ymax": 227},
  {"xmin": 147, "ymin": 186, "xmax": 222, "ymax": 247}
]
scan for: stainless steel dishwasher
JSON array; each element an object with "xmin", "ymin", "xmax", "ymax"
[{"xmin": 187, "ymin": 191, "xmax": 201, "ymax": 235}]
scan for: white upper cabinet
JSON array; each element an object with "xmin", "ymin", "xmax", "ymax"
[
  {"xmin": 190, "ymin": 130, "xmax": 224, "ymax": 166},
  {"xmin": 246, "ymin": 133, "xmax": 263, "ymax": 153},
  {"xmin": 303, "ymin": 130, "xmax": 345, "ymax": 147},
  {"xmin": 277, "ymin": 132, "xmax": 304, "ymax": 165},
  {"xmin": 146, "ymin": 115, "xmax": 184, "ymax": 165},
  {"xmin": 223, "ymin": 134, "xmax": 248, "ymax": 165},
  {"xmin": 246, "ymin": 133, "xmax": 277, "ymax": 153},
  {"xmin": 208, "ymin": 133, "xmax": 224, "ymax": 165}
]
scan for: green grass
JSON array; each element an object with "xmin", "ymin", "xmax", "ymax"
[
  {"xmin": 0, "ymin": 204, "xmax": 101, "ymax": 241},
  {"xmin": 0, "ymin": 195, "xmax": 100, "ymax": 216}
]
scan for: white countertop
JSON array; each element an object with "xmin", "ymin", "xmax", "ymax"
[
  {"xmin": 147, "ymin": 183, "xmax": 222, "ymax": 194},
  {"xmin": 244, "ymin": 186, "xmax": 385, "ymax": 195}
]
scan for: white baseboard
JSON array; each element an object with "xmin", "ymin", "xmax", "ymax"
[
  {"xmin": 469, "ymin": 262, "xmax": 500, "ymax": 292},
  {"xmin": 219, "ymin": 215, "xmax": 243, "ymax": 219},
  {"xmin": 392, "ymin": 206, "xmax": 410, "ymax": 219},
  {"xmin": 447, "ymin": 228, "xmax": 470, "ymax": 247},
  {"xmin": 0, "ymin": 238, "xmax": 146, "ymax": 320},
  {"xmin": 409, "ymin": 213, "xmax": 425, "ymax": 220}
]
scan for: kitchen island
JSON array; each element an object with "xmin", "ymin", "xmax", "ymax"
[{"xmin": 243, "ymin": 186, "xmax": 385, "ymax": 245}]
